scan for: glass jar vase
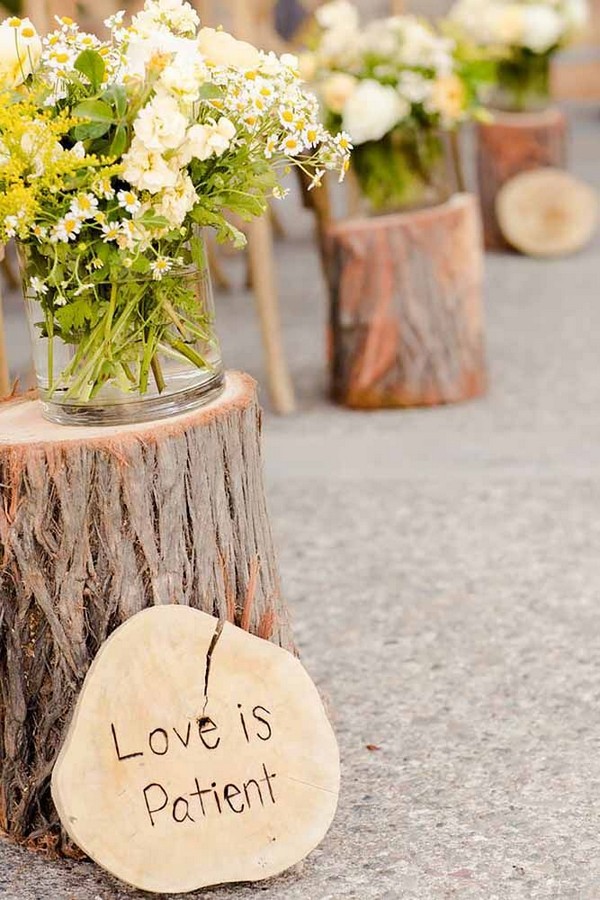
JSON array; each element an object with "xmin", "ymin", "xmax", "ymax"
[
  {"xmin": 487, "ymin": 49, "xmax": 551, "ymax": 113},
  {"xmin": 20, "ymin": 234, "xmax": 224, "ymax": 426},
  {"xmin": 351, "ymin": 124, "xmax": 461, "ymax": 217}
]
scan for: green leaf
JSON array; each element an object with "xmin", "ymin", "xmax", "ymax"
[
  {"xmin": 72, "ymin": 121, "xmax": 112, "ymax": 141},
  {"xmin": 137, "ymin": 211, "xmax": 171, "ymax": 229},
  {"xmin": 197, "ymin": 84, "xmax": 224, "ymax": 101},
  {"xmin": 103, "ymin": 85, "xmax": 128, "ymax": 120},
  {"xmin": 73, "ymin": 99, "xmax": 115, "ymax": 125},
  {"xmin": 130, "ymin": 256, "xmax": 151, "ymax": 274},
  {"xmin": 189, "ymin": 234, "xmax": 206, "ymax": 270},
  {"xmin": 55, "ymin": 296, "xmax": 94, "ymax": 334},
  {"xmin": 74, "ymin": 50, "xmax": 106, "ymax": 92},
  {"xmin": 108, "ymin": 125, "xmax": 128, "ymax": 158}
]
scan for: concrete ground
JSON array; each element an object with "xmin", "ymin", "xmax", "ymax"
[{"xmin": 1, "ymin": 107, "xmax": 600, "ymax": 899}]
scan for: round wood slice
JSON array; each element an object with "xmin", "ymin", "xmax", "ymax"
[
  {"xmin": 0, "ymin": 371, "xmax": 292, "ymax": 854},
  {"xmin": 325, "ymin": 193, "xmax": 487, "ymax": 409},
  {"xmin": 52, "ymin": 606, "xmax": 339, "ymax": 894},
  {"xmin": 496, "ymin": 168, "xmax": 599, "ymax": 257},
  {"xmin": 476, "ymin": 107, "xmax": 568, "ymax": 251}
]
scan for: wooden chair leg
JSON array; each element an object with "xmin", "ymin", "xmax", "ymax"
[
  {"xmin": 269, "ymin": 204, "xmax": 287, "ymax": 240},
  {"xmin": 1, "ymin": 253, "xmax": 20, "ymax": 291},
  {"xmin": 246, "ymin": 216, "xmax": 296, "ymax": 414},
  {"xmin": 0, "ymin": 285, "xmax": 11, "ymax": 399},
  {"xmin": 206, "ymin": 238, "xmax": 232, "ymax": 292},
  {"xmin": 23, "ymin": 0, "xmax": 78, "ymax": 32}
]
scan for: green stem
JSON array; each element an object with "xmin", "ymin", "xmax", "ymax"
[
  {"xmin": 105, "ymin": 281, "xmax": 118, "ymax": 347},
  {"xmin": 45, "ymin": 307, "xmax": 54, "ymax": 394},
  {"xmin": 164, "ymin": 334, "xmax": 210, "ymax": 370},
  {"xmin": 151, "ymin": 355, "xmax": 166, "ymax": 394},
  {"xmin": 59, "ymin": 288, "xmax": 145, "ymax": 399}
]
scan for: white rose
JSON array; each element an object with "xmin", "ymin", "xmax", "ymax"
[
  {"xmin": 197, "ymin": 27, "xmax": 260, "ymax": 68},
  {"xmin": 134, "ymin": 92, "xmax": 188, "ymax": 151},
  {"xmin": 521, "ymin": 4, "xmax": 564, "ymax": 51},
  {"xmin": 397, "ymin": 70, "xmax": 432, "ymax": 104},
  {"xmin": 298, "ymin": 52, "xmax": 318, "ymax": 82},
  {"xmin": 125, "ymin": 33, "xmax": 197, "ymax": 78},
  {"xmin": 177, "ymin": 117, "xmax": 236, "ymax": 165},
  {"xmin": 177, "ymin": 123, "xmax": 211, "ymax": 164},
  {"xmin": 321, "ymin": 73, "xmax": 358, "ymax": 114},
  {"xmin": 488, "ymin": 4, "xmax": 526, "ymax": 45},
  {"xmin": 316, "ymin": 0, "xmax": 360, "ymax": 32},
  {"xmin": 160, "ymin": 52, "xmax": 208, "ymax": 102},
  {"xmin": 122, "ymin": 138, "xmax": 179, "ymax": 193},
  {"xmin": 0, "ymin": 18, "xmax": 42, "ymax": 90},
  {"xmin": 155, "ymin": 172, "xmax": 197, "ymax": 226},
  {"xmin": 563, "ymin": 0, "xmax": 589, "ymax": 31},
  {"xmin": 342, "ymin": 80, "xmax": 408, "ymax": 145},
  {"xmin": 132, "ymin": 0, "xmax": 199, "ymax": 37},
  {"xmin": 205, "ymin": 116, "xmax": 236, "ymax": 156}
]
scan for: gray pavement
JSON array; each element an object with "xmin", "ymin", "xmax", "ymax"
[{"xmin": 1, "ymin": 106, "xmax": 600, "ymax": 899}]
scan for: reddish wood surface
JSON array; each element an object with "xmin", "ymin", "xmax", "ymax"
[
  {"xmin": 476, "ymin": 108, "xmax": 568, "ymax": 251},
  {"xmin": 325, "ymin": 194, "xmax": 487, "ymax": 410}
]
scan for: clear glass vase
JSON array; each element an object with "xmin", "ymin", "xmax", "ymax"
[
  {"xmin": 351, "ymin": 125, "xmax": 461, "ymax": 216},
  {"xmin": 487, "ymin": 49, "xmax": 551, "ymax": 112},
  {"xmin": 20, "ymin": 235, "xmax": 224, "ymax": 426}
]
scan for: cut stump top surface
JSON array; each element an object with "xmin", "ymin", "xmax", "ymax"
[
  {"xmin": 325, "ymin": 192, "xmax": 475, "ymax": 238},
  {"xmin": 0, "ymin": 371, "xmax": 255, "ymax": 450},
  {"xmin": 478, "ymin": 106, "xmax": 566, "ymax": 130}
]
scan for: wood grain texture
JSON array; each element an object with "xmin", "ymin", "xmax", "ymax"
[
  {"xmin": 52, "ymin": 607, "xmax": 339, "ymax": 893},
  {"xmin": 476, "ymin": 108, "xmax": 568, "ymax": 251},
  {"xmin": 326, "ymin": 194, "xmax": 487, "ymax": 410},
  {"xmin": 0, "ymin": 371, "xmax": 292, "ymax": 854}
]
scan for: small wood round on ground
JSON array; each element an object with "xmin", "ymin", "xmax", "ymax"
[
  {"xmin": 476, "ymin": 107, "xmax": 568, "ymax": 251},
  {"xmin": 0, "ymin": 371, "xmax": 292, "ymax": 854},
  {"xmin": 496, "ymin": 168, "xmax": 599, "ymax": 257},
  {"xmin": 325, "ymin": 193, "xmax": 487, "ymax": 410}
]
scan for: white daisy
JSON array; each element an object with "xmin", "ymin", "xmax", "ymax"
[
  {"xmin": 29, "ymin": 276, "xmax": 48, "ymax": 296},
  {"xmin": 117, "ymin": 190, "xmax": 142, "ymax": 215},
  {"xmin": 31, "ymin": 224, "xmax": 48, "ymax": 240},
  {"xmin": 150, "ymin": 257, "xmax": 173, "ymax": 281},
  {"xmin": 101, "ymin": 221, "xmax": 121, "ymax": 242},
  {"xmin": 279, "ymin": 135, "xmax": 302, "ymax": 155},
  {"xmin": 50, "ymin": 215, "xmax": 82, "ymax": 243},
  {"xmin": 71, "ymin": 193, "xmax": 98, "ymax": 219}
]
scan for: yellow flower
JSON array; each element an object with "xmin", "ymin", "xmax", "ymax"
[
  {"xmin": 429, "ymin": 74, "xmax": 467, "ymax": 121},
  {"xmin": 0, "ymin": 17, "xmax": 42, "ymax": 89},
  {"xmin": 197, "ymin": 27, "xmax": 260, "ymax": 69},
  {"xmin": 321, "ymin": 73, "xmax": 358, "ymax": 115}
]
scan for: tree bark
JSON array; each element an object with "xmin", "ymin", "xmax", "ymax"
[
  {"xmin": 476, "ymin": 107, "xmax": 568, "ymax": 251},
  {"xmin": 0, "ymin": 371, "xmax": 292, "ymax": 854},
  {"xmin": 325, "ymin": 193, "xmax": 487, "ymax": 409}
]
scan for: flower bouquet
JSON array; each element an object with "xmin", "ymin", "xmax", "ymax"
[
  {"xmin": 448, "ymin": 0, "xmax": 589, "ymax": 110},
  {"xmin": 303, "ymin": 0, "xmax": 483, "ymax": 215},
  {"xmin": 0, "ymin": 2, "xmax": 349, "ymax": 424}
]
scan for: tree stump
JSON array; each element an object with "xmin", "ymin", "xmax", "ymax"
[
  {"xmin": 325, "ymin": 193, "xmax": 487, "ymax": 409},
  {"xmin": 476, "ymin": 107, "xmax": 568, "ymax": 251},
  {"xmin": 0, "ymin": 371, "xmax": 292, "ymax": 855}
]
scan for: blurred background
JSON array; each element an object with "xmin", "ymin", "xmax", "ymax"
[{"xmin": 1, "ymin": 3, "xmax": 600, "ymax": 898}]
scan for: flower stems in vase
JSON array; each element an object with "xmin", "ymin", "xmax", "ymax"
[
  {"xmin": 305, "ymin": 3, "xmax": 483, "ymax": 216},
  {"xmin": 492, "ymin": 49, "xmax": 551, "ymax": 112},
  {"xmin": 351, "ymin": 126, "xmax": 457, "ymax": 215},
  {"xmin": 0, "ymin": 3, "xmax": 350, "ymax": 425}
]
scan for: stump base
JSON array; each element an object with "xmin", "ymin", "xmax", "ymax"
[
  {"xmin": 0, "ymin": 371, "xmax": 291, "ymax": 854},
  {"xmin": 326, "ymin": 194, "xmax": 487, "ymax": 410},
  {"xmin": 476, "ymin": 107, "xmax": 568, "ymax": 251}
]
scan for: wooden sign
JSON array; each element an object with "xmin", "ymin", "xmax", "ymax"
[{"xmin": 52, "ymin": 607, "xmax": 340, "ymax": 894}]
